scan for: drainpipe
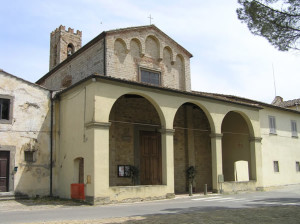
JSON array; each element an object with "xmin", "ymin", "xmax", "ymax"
[{"xmin": 50, "ymin": 90, "xmax": 54, "ymax": 197}]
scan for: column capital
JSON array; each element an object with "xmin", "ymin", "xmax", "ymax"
[
  {"xmin": 210, "ymin": 133, "xmax": 223, "ymax": 139},
  {"xmin": 85, "ymin": 121, "xmax": 111, "ymax": 129},
  {"xmin": 159, "ymin": 128, "xmax": 175, "ymax": 135},
  {"xmin": 249, "ymin": 137, "xmax": 262, "ymax": 143}
]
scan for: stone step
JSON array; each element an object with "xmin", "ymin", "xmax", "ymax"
[{"xmin": 0, "ymin": 192, "xmax": 29, "ymax": 201}]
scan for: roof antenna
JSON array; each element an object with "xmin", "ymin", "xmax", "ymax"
[
  {"xmin": 148, "ymin": 14, "xmax": 153, "ymax": 25},
  {"xmin": 272, "ymin": 63, "xmax": 277, "ymax": 97}
]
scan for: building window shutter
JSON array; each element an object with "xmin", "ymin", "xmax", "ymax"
[
  {"xmin": 291, "ymin": 120, "xmax": 298, "ymax": 137},
  {"xmin": 296, "ymin": 162, "xmax": 300, "ymax": 172},
  {"xmin": 273, "ymin": 161, "xmax": 279, "ymax": 172},
  {"xmin": 269, "ymin": 116, "xmax": 276, "ymax": 134}
]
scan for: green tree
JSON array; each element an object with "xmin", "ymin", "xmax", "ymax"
[{"xmin": 237, "ymin": 0, "xmax": 300, "ymax": 51}]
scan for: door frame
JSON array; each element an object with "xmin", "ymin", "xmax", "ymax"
[
  {"xmin": 134, "ymin": 125, "xmax": 161, "ymax": 185},
  {"xmin": 0, "ymin": 151, "xmax": 10, "ymax": 192},
  {"xmin": 139, "ymin": 130, "xmax": 162, "ymax": 185},
  {"xmin": 0, "ymin": 146, "xmax": 16, "ymax": 192}
]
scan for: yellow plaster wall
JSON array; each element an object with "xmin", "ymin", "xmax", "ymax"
[
  {"xmin": 56, "ymin": 78, "xmax": 262, "ymax": 201},
  {"xmin": 55, "ymin": 82, "xmax": 95, "ymax": 199}
]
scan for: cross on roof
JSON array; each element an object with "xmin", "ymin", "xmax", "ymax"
[{"xmin": 148, "ymin": 14, "xmax": 153, "ymax": 25}]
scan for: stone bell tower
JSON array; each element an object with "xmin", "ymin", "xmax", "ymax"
[{"xmin": 49, "ymin": 25, "xmax": 82, "ymax": 70}]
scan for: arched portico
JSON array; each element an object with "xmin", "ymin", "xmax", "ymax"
[
  {"xmin": 221, "ymin": 111, "xmax": 254, "ymax": 182},
  {"xmin": 109, "ymin": 94, "xmax": 163, "ymax": 186},
  {"xmin": 173, "ymin": 102, "xmax": 213, "ymax": 193}
]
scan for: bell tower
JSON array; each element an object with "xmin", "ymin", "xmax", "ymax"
[{"xmin": 49, "ymin": 25, "xmax": 82, "ymax": 70}]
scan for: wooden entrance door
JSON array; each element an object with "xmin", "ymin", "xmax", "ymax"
[
  {"xmin": 0, "ymin": 151, "xmax": 9, "ymax": 192},
  {"xmin": 140, "ymin": 131, "xmax": 162, "ymax": 185}
]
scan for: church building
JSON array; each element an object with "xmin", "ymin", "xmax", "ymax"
[{"xmin": 1, "ymin": 25, "xmax": 300, "ymax": 204}]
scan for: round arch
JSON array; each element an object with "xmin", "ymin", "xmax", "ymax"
[
  {"xmin": 172, "ymin": 101, "xmax": 215, "ymax": 133},
  {"xmin": 172, "ymin": 101, "xmax": 213, "ymax": 193},
  {"xmin": 221, "ymin": 111, "xmax": 253, "ymax": 182},
  {"xmin": 145, "ymin": 35, "xmax": 160, "ymax": 59},
  {"xmin": 108, "ymin": 92, "xmax": 166, "ymax": 128},
  {"xmin": 130, "ymin": 38, "xmax": 142, "ymax": 56},
  {"xmin": 108, "ymin": 93, "xmax": 165, "ymax": 187}
]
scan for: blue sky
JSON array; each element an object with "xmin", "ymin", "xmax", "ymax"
[{"xmin": 1, "ymin": 0, "xmax": 299, "ymax": 103}]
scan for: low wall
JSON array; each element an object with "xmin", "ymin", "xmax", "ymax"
[
  {"xmin": 222, "ymin": 180, "xmax": 257, "ymax": 193},
  {"xmin": 88, "ymin": 185, "xmax": 174, "ymax": 204}
]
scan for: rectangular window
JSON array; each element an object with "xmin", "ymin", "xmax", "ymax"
[
  {"xmin": 140, "ymin": 69, "xmax": 160, "ymax": 86},
  {"xmin": 269, "ymin": 116, "xmax": 276, "ymax": 134},
  {"xmin": 291, "ymin": 120, "xmax": 298, "ymax": 137},
  {"xmin": 0, "ymin": 98, "xmax": 10, "ymax": 120},
  {"xmin": 0, "ymin": 95, "xmax": 13, "ymax": 124},
  {"xmin": 273, "ymin": 161, "xmax": 279, "ymax": 173},
  {"xmin": 296, "ymin": 162, "xmax": 300, "ymax": 172},
  {"xmin": 24, "ymin": 151, "xmax": 34, "ymax": 163}
]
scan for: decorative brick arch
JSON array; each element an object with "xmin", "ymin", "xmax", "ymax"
[
  {"xmin": 130, "ymin": 38, "xmax": 142, "ymax": 58},
  {"xmin": 114, "ymin": 38, "xmax": 128, "ymax": 63},
  {"xmin": 175, "ymin": 54, "xmax": 185, "ymax": 90},
  {"xmin": 145, "ymin": 35, "xmax": 160, "ymax": 60}
]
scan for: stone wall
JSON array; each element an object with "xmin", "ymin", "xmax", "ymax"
[
  {"xmin": 42, "ymin": 39, "xmax": 104, "ymax": 90},
  {"xmin": 106, "ymin": 27, "xmax": 191, "ymax": 91},
  {"xmin": 49, "ymin": 25, "xmax": 82, "ymax": 70},
  {"xmin": 173, "ymin": 103, "xmax": 212, "ymax": 193}
]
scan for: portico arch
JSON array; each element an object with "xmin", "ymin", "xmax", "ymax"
[
  {"xmin": 221, "ymin": 111, "xmax": 254, "ymax": 182},
  {"xmin": 109, "ymin": 94, "xmax": 163, "ymax": 186},
  {"xmin": 173, "ymin": 102, "xmax": 212, "ymax": 193}
]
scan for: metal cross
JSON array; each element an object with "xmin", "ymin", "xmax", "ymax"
[{"xmin": 148, "ymin": 14, "xmax": 153, "ymax": 25}]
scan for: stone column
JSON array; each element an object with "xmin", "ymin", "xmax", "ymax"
[
  {"xmin": 160, "ymin": 128, "xmax": 175, "ymax": 197},
  {"xmin": 249, "ymin": 137, "xmax": 263, "ymax": 187},
  {"xmin": 85, "ymin": 121, "xmax": 111, "ymax": 204},
  {"xmin": 210, "ymin": 133, "xmax": 223, "ymax": 193}
]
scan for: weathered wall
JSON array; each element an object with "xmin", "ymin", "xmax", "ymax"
[
  {"xmin": 0, "ymin": 71, "xmax": 50, "ymax": 197},
  {"xmin": 42, "ymin": 39, "xmax": 104, "ymax": 90},
  {"xmin": 106, "ymin": 28, "xmax": 191, "ymax": 91},
  {"xmin": 260, "ymin": 107, "xmax": 300, "ymax": 187}
]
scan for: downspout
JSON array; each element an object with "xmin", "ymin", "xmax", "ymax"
[
  {"xmin": 104, "ymin": 33, "xmax": 107, "ymax": 76},
  {"xmin": 50, "ymin": 90, "xmax": 54, "ymax": 197}
]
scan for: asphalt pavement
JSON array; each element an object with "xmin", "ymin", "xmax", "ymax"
[{"xmin": 1, "ymin": 184, "xmax": 300, "ymax": 223}]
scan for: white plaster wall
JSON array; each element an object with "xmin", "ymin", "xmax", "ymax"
[
  {"xmin": 260, "ymin": 107, "xmax": 300, "ymax": 187},
  {"xmin": 0, "ymin": 71, "xmax": 51, "ymax": 197}
]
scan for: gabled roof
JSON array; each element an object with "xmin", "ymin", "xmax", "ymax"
[
  {"xmin": 36, "ymin": 25, "xmax": 192, "ymax": 85},
  {"xmin": 0, "ymin": 69, "xmax": 49, "ymax": 91}
]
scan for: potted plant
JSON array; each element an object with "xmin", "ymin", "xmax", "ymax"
[
  {"xmin": 186, "ymin": 166, "xmax": 196, "ymax": 196},
  {"xmin": 130, "ymin": 165, "xmax": 139, "ymax": 185}
]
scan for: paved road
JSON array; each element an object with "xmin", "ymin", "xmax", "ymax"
[{"xmin": 1, "ymin": 184, "xmax": 300, "ymax": 223}]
